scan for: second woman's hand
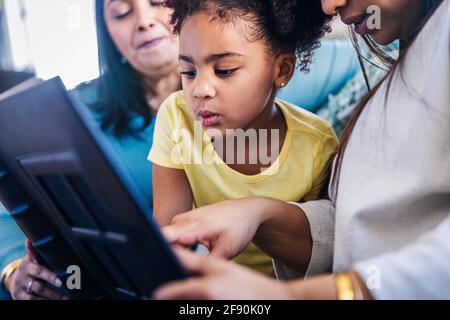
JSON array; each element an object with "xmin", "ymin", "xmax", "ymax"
[{"xmin": 153, "ymin": 247, "xmax": 293, "ymax": 300}]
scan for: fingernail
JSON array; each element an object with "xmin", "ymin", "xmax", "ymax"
[
  {"xmin": 54, "ymin": 278, "xmax": 63, "ymax": 287},
  {"xmin": 152, "ymin": 290, "xmax": 164, "ymax": 300}
]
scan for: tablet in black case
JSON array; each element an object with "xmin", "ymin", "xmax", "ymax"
[{"xmin": 0, "ymin": 77, "xmax": 188, "ymax": 299}]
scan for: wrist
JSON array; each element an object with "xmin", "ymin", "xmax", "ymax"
[
  {"xmin": 246, "ymin": 197, "xmax": 285, "ymax": 225},
  {"xmin": 283, "ymin": 280, "xmax": 308, "ymax": 300},
  {"xmin": 283, "ymin": 274, "xmax": 337, "ymax": 300},
  {"xmin": 278, "ymin": 281, "xmax": 301, "ymax": 300},
  {"xmin": 4, "ymin": 269, "xmax": 17, "ymax": 293},
  {"xmin": 1, "ymin": 258, "xmax": 22, "ymax": 293},
  {"xmin": 238, "ymin": 196, "xmax": 276, "ymax": 226}
]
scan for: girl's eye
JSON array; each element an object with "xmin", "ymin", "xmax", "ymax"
[
  {"xmin": 215, "ymin": 69, "xmax": 237, "ymax": 77},
  {"xmin": 180, "ymin": 70, "xmax": 196, "ymax": 79}
]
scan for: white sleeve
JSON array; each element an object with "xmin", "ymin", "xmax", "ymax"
[{"xmin": 274, "ymin": 199, "xmax": 335, "ymax": 280}]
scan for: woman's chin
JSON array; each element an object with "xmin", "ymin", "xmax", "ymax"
[
  {"xmin": 370, "ymin": 30, "xmax": 397, "ymax": 46},
  {"xmin": 138, "ymin": 57, "xmax": 179, "ymax": 77}
]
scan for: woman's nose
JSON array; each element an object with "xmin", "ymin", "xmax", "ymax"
[
  {"xmin": 321, "ymin": 0, "xmax": 348, "ymax": 15},
  {"xmin": 136, "ymin": 0, "xmax": 157, "ymax": 31}
]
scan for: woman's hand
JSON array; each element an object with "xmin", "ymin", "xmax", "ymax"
[
  {"xmin": 162, "ymin": 197, "xmax": 274, "ymax": 259},
  {"xmin": 153, "ymin": 248, "xmax": 293, "ymax": 300},
  {"xmin": 5, "ymin": 240, "xmax": 66, "ymax": 300},
  {"xmin": 154, "ymin": 249, "xmax": 361, "ymax": 300}
]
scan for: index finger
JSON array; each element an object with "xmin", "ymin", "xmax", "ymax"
[
  {"xmin": 162, "ymin": 225, "xmax": 198, "ymax": 246},
  {"xmin": 27, "ymin": 262, "xmax": 63, "ymax": 288}
]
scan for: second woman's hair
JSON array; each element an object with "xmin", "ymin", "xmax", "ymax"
[{"xmin": 94, "ymin": 0, "xmax": 152, "ymax": 138}]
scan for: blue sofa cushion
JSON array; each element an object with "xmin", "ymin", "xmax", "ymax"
[{"xmin": 277, "ymin": 39, "xmax": 359, "ymax": 112}]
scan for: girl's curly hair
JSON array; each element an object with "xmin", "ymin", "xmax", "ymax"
[{"xmin": 164, "ymin": 0, "xmax": 332, "ymax": 72}]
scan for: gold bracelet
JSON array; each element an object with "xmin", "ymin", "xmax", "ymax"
[
  {"xmin": 335, "ymin": 273, "xmax": 355, "ymax": 300},
  {"xmin": 1, "ymin": 259, "xmax": 23, "ymax": 286}
]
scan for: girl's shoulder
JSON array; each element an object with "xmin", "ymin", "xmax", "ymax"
[
  {"xmin": 160, "ymin": 90, "xmax": 188, "ymax": 111},
  {"xmin": 156, "ymin": 90, "xmax": 195, "ymax": 129}
]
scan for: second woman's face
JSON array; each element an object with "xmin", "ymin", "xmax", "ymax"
[
  {"xmin": 104, "ymin": 0, "xmax": 179, "ymax": 78},
  {"xmin": 321, "ymin": 0, "xmax": 427, "ymax": 45}
]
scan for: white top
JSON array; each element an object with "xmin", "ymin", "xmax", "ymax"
[{"xmin": 275, "ymin": 0, "xmax": 450, "ymax": 299}]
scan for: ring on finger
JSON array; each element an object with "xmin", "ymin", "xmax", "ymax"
[{"xmin": 26, "ymin": 279, "xmax": 34, "ymax": 294}]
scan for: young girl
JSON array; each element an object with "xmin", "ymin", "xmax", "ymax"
[{"xmin": 148, "ymin": 0, "xmax": 337, "ymax": 276}]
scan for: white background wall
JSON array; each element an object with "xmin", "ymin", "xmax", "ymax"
[{"xmin": 4, "ymin": 0, "xmax": 99, "ymax": 88}]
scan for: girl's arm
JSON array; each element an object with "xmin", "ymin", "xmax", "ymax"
[
  {"xmin": 163, "ymin": 197, "xmax": 314, "ymax": 273},
  {"xmin": 253, "ymin": 198, "xmax": 313, "ymax": 273},
  {"xmin": 152, "ymin": 164, "xmax": 193, "ymax": 226}
]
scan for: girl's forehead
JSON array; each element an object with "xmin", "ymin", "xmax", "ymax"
[
  {"xmin": 179, "ymin": 12, "xmax": 262, "ymax": 52},
  {"xmin": 185, "ymin": 11, "xmax": 257, "ymax": 37}
]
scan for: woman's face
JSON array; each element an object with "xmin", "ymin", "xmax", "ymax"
[
  {"xmin": 104, "ymin": 0, "xmax": 179, "ymax": 79},
  {"xmin": 321, "ymin": 0, "xmax": 427, "ymax": 45}
]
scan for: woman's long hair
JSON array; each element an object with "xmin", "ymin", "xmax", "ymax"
[
  {"xmin": 94, "ymin": 0, "xmax": 152, "ymax": 138},
  {"xmin": 330, "ymin": 0, "xmax": 444, "ymax": 196}
]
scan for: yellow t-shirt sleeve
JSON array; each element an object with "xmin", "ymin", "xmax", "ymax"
[
  {"xmin": 303, "ymin": 128, "xmax": 339, "ymax": 201},
  {"xmin": 147, "ymin": 94, "xmax": 184, "ymax": 170}
]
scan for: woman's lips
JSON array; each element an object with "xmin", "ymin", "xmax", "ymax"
[
  {"xmin": 342, "ymin": 13, "xmax": 371, "ymax": 35},
  {"xmin": 197, "ymin": 111, "xmax": 221, "ymax": 127},
  {"xmin": 138, "ymin": 37, "xmax": 165, "ymax": 50},
  {"xmin": 354, "ymin": 14, "xmax": 370, "ymax": 35}
]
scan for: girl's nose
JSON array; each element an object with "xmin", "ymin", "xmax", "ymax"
[{"xmin": 193, "ymin": 78, "xmax": 216, "ymax": 100}]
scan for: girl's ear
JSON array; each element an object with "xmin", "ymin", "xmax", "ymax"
[{"xmin": 273, "ymin": 53, "xmax": 296, "ymax": 89}]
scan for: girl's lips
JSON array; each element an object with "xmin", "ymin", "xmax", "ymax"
[{"xmin": 197, "ymin": 112, "xmax": 221, "ymax": 127}]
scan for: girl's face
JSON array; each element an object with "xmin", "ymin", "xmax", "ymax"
[
  {"xmin": 321, "ymin": 0, "xmax": 427, "ymax": 45},
  {"xmin": 179, "ymin": 12, "xmax": 288, "ymax": 137},
  {"xmin": 104, "ymin": 0, "xmax": 179, "ymax": 78}
]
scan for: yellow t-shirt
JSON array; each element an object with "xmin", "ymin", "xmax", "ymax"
[{"xmin": 148, "ymin": 91, "xmax": 339, "ymax": 276}]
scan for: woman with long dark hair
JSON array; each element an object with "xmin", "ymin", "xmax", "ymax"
[
  {"xmin": 0, "ymin": 0, "xmax": 181, "ymax": 299},
  {"xmin": 154, "ymin": 0, "xmax": 450, "ymax": 299}
]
